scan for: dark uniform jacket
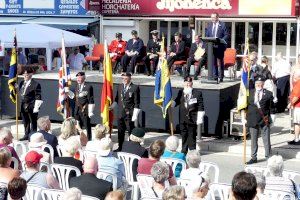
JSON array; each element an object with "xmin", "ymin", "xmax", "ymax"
[
  {"xmin": 115, "ymin": 82, "xmax": 140, "ymax": 118},
  {"xmin": 247, "ymin": 89, "xmax": 275, "ymax": 128},
  {"xmin": 170, "ymin": 40, "xmax": 186, "ymax": 59},
  {"xmin": 19, "ymin": 79, "xmax": 41, "ymax": 112},
  {"xmin": 74, "ymin": 83, "xmax": 94, "ymax": 116},
  {"xmin": 69, "ymin": 173, "xmax": 113, "ymax": 200},
  {"xmin": 126, "ymin": 38, "xmax": 144, "ymax": 55},
  {"xmin": 146, "ymin": 39, "xmax": 161, "ymax": 54},
  {"xmin": 174, "ymin": 89, "xmax": 204, "ymax": 124}
]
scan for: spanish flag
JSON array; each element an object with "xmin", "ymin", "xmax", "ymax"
[
  {"xmin": 154, "ymin": 35, "xmax": 172, "ymax": 118},
  {"xmin": 101, "ymin": 41, "xmax": 114, "ymax": 129},
  {"xmin": 8, "ymin": 31, "xmax": 17, "ymax": 104}
]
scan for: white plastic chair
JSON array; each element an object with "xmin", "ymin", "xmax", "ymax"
[
  {"xmin": 117, "ymin": 152, "xmax": 141, "ymax": 200},
  {"xmin": 244, "ymin": 165, "xmax": 269, "ymax": 177},
  {"xmin": 11, "ymin": 157, "xmax": 19, "ymax": 170},
  {"xmin": 176, "ymin": 178, "xmax": 191, "ymax": 188},
  {"xmin": 9, "ymin": 140, "xmax": 28, "ymax": 158},
  {"xmin": 199, "ymin": 161, "xmax": 220, "ymax": 183},
  {"xmin": 82, "ymin": 195, "xmax": 100, "ymax": 200},
  {"xmin": 207, "ymin": 183, "xmax": 231, "ymax": 200},
  {"xmin": 42, "ymin": 144, "xmax": 54, "ymax": 163},
  {"xmin": 50, "ymin": 163, "xmax": 81, "ymax": 190},
  {"xmin": 41, "ymin": 188, "xmax": 64, "ymax": 200},
  {"xmin": 83, "ymin": 150, "xmax": 98, "ymax": 161},
  {"xmin": 24, "ymin": 184, "xmax": 45, "ymax": 200},
  {"xmin": 282, "ymin": 170, "xmax": 300, "ymax": 182},
  {"xmin": 97, "ymin": 170, "xmax": 118, "ymax": 190},
  {"xmin": 264, "ymin": 189, "xmax": 296, "ymax": 200},
  {"xmin": 22, "ymin": 160, "xmax": 50, "ymax": 172},
  {"xmin": 56, "ymin": 145, "xmax": 63, "ymax": 157},
  {"xmin": 136, "ymin": 174, "xmax": 155, "ymax": 198},
  {"xmin": 160, "ymin": 157, "xmax": 187, "ymax": 176}
]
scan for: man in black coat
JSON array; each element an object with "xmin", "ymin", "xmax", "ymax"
[
  {"xmin": 243, "ymin": 76, "xmax": 276, "ymax": 164},
  {"xmin": 69, "ymin": 157, "xmax": 112, "ymax": 200},
  {"xmin": 121, "ymin": 30, "xmax": 144, "ymax": 74},
  {"xmin": 167, "ymin": 32, "xmax": 186, "ymax": 70},
  {"xmin": 73, "ymin": 72, "xmax": 95, "ymax": 140},
  {"xmin": 110, "ymin": 73, "xmax": 140, "ymax": 150},
  {"xmin": 19, "ymin": 68, "xmax": 43, "ymax": 140},
  {"xmin": 172, "ymin": 77, "xmax": 205, "ymax": 154},
  {"xmin": 144, "ymin": 30, "xmax": 161, "ymax": 76}
]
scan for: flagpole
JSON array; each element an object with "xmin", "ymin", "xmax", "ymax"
[
  {"xmin": 16, "ymin": 74, "xmax": 19, "ymax": 140},
  {"xmin": 242, "ymin": 110, "xmax": 246, "ymax": 164},
  {"xmin": 168, "ymin": 107, "xmax": 174, "ymax": 136}
]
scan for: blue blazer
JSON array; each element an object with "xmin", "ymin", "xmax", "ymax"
[
  {"xmin": 205, "ymin": 21, "xmax": 229, "ymax": 41},
  {"xmin": 126, "ymin": 38, "xmax": 144, "ymax": 55}
]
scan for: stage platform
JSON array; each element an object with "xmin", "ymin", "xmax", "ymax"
[{"xmin": 0, "ymin": 71, "xmax": 240, "ymax": 137}]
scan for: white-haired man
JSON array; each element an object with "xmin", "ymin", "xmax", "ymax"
[
  {"xmin": 187, "ymin": 175, "xmax": 210, "ymax": 200},
  {"xmin": 0, "ymin": 128, "xmax": 21, "ymax": 168},
  {"xmin": 69, "ymin": 157, "xmax": 112, "ymax": 199},
  {"xmin": 180, "ymin": 150, "xmax": 202, "ymax": 179}
]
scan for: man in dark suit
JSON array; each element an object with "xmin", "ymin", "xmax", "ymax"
[
  {"xmin": 172, "ymin": 77, "xmax": 205, "ymax": 154},
  {"xmin": 19, "ymin": 67, "xmax": 43, "ymax": 140},
  {"xmin": 110, "ymin": 73, "xmax": 140, "ymax": 150},
  {"xmin": 205, "ymin": 12, "xmax": 229, "ymax": 82},
  {"xmin": 74, "ymin": 72, "xmax": 94, "ymax": 140},
  {"xmin": 144, "ymin": 30, "xmax": 161, "ymax": 76},
  {"xmin": 28, "ymin": 116, "xmax": 58, "ymax": 157},
  {"xmin": 69, "ymin": 157, "xmax": 112, "ymax": 199},
  {"xmin": 167, "ymin": 32, "xmax": 186, "ymax": 70},
  {"xmin": 243, "ymin": 76, "xmax": 276, "ymax": 164},
  {"xmin": 249, "ymin": 52, "xmax": 263, "ymax": 90},
  {"xmin": 121, "ymin": 30, "xmax": 144, "ymax": 74},
  {"xmin": 184, "ymin": 35, "xmax": 207, "ymax": 81}
]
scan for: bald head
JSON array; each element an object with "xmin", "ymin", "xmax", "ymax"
[{"xmin": 83, "ymin": 157, "xmax": 98, "ymax": 174}]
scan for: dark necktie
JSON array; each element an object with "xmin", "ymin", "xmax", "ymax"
[
  {"xmin": 21, "ymin": 81, "xmax": 27, "ymax": 95},
  {"xmin": 176, "ymin": 43, "xmax": 179, "ymax": 53}
]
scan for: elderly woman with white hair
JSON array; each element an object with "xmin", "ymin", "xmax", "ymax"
[
  {"xmin": 58, "ymin": 117, "xmax": 88, "ymax": 147},
  {"xmin": 161, "ymin": 135, "xmax": 186, "ymax": 177},
  {"xmin": 162, "ymin": 185, "xmax": 186, "ymax": 200},
  {"xmin": 265, "ymin": 155, "xmax": 295, "ymax": 195},
  {"xmin": 149, "ymin": 161, "xmax": 170, "ymax": 198},
  {"xmin": 180, "ymin": 150, "xmax": 202, "ymax": 179},
  {"xmin": 85, "ymin": 124, "xmax": 109, "ymax": 152}
]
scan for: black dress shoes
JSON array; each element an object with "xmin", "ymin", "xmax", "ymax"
[
  {"xmin": 288, "ymin": 140, "xmax": 300, "ymax": 145},
  {"xmin": 245, "ymin": 158, "xmax": 257, "ymax": 165},
  {"xmin": 19, "ymin": 136, "xmax": 29, "ymax": 141}
]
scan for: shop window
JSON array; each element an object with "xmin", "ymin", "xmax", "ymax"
[
  {"xmin": 224, "ymin": 22, "xmax": 232, "ymax": 48},
  {"xmin": 262, "ymin": 23, "xmax": 273, "ymax": 56},
  {"xmin": 290, "ymin": 23, "xmax": 297, "ymax": 58},
  {"xmin": 235, "ymin": 22, "xmax": 245, "ymax": 55},
  {"xmin": 276, "ymin": 23, "xmax": 287, "ymax": 56},
  {"xmin": 248, "ymin": 23, "xmax": 259, "ymax": 53},
  {"xmin": 160, "ymin": 21, "xmax": 168, "ymax": 42},
  {"xmin": 170, "ymin": 21, "xmax": 179, "ymax": 43},
  {"xmin": 182, "ymin": 21, "xmax": 192, "ymax": 47},
  {"xmin": 149, "ymin": 21, "xmax": 157, "ymax": 40}
]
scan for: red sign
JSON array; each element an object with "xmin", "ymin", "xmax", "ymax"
[{"xmin": 88, "ymin": 0, "xmax": 239, "ymax": 16}]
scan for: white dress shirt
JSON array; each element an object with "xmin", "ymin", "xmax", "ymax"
[
  {"xmin": 272, "ymin": 58, "xmax": 291, "ymax": 79},
  {"xmin": 67, "ymin": 53, "xmax": 86, "ymax": 70},
  {"xmin": 212, "ymin": 22, "xmax": 219, "ymax": 38},
  {"xmin": 22, "ymin": 79, "xmax": 31, "ymax": 95}
]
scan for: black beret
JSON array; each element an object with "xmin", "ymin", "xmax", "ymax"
[
  {"xmin": 150, "ymin": 30, "xmax": 159, "ymax": 35},
  {"xmin": 131, "ymin": 128, "xmax": 145, "ymax": 138},
  {"xmin": 174, "ymin": 32, "xmax": 182, "ymax": 37},
  {"xmin": 23, "ymin": 66, "xmax": 34, "ymax": 74},
  {"xmin": 184, "ymin": 77, "xmax": 193, "ymax": 82},
  {"xmin": 121, "ymin": 72, "xmax": 132, "ymax": 77},
  {"xmin": 131, "ymin": 30, "xmax": 138, "ymax": 35},
  {"xmin": 255, "ymin": 76, "xmax": 265, "ymax": 82},
  {"xmin": 116, "ymin": 32, "xmax": 122, "ymax": 37},
  {"xmin": 76, "ymin": 72, "xmax": 85, "ymax": 77}
]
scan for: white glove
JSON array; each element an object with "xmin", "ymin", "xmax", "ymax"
[
  {"xmin": 171, "ymin": 100, "xmax": 176, "ymax": 108},
  {"xmin": 88, "ymin": 104, "xmax": 95, "ymax": 118},
  {"xmin": 196, "ymin": 111, "xmax": 205, "ymax": 125},
  {"xmin": 33, "ymin": 100, "xmax": 43, "ymax": 113},
  {"xmin": 241, "ymin": 118, "xmax": 247, "ymax": 125},
  {"xmin": 109, "ymin": 102, "xmax": 117, "ymax": 110},
  {"xmin": 131, "ymin": 108, "xmax": 141, "ymax": 122},
  {"xmin": 271, "ymin": 114, "xmax": 276, "ymax": 124},
  {"xmin": 273, "ymin": 97, "xmax": 278, "ymax": 104}
]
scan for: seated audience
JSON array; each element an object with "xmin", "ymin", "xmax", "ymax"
[
  {"xmin": 58, "ymin": 117, "xmax": 88, "ymax": 147},
  {"xmin": 7, "ymin": 177, "xmax": 27, "ymax": 200},
  {"xmin": 54, "ymin": 137, "xmax": 83, "ymax": 173},
  {"xmin": 21, "ymin": 151, "xmax": 60, "ymax": 189},
  {"xmin": 121, "ymin": 127, "xmax": 148, "ymax": 181},
  {"xmin": 162, "ymin": 135, "xmax": 185, "ymax": 177},
  {"xmin": 265, "ymin": 155, "xmax": 295, "ymax": 194},
  {"xmin": 85, "ymin": 124, "xmax": 108, "ymax": 152},
  {"xmin": 108, "ymin": 32, "xmax": 127, "ymax": 73},
  {"xmin": 97, "ymin": 137, "xmax": 126, "ymax": 189},
  {"xmin": 105, "ymin": 190, "xmax": 124, "ymax": 200},
  {"xmin": 144, "ymin": 30, "xmax": 161, "ymax": 76},
  {"xmin": 162, "ymin": 185, "xmax": 186, "ymax": 200},
  {"xmin": 138, "ymin": 140, "xmax": 177, "ymax": 185},
  {"xmin": 0, "ymin": 128, "xmax": 21, "ymax": 169},
  {"xmin": 253, "ymin": 172, "xmax": 266, "ymax": 200},
  {"xmin": 230, "ymin": 171, "xmax": 257, "ymax": 200},
  {"xmin": 63, "ymin": 187, "xmax": 82, "ymax": 200},
  {"xmin": 150, "ymin": 161, "xmax": 170, "ymax": 198},
  {"xmin": 167, "ymin": 32, "xmax": 186, "ymax": 70},
  {"xmin": 29, "ymin": 116, "xmax": 59, "ymax": 157},
  {"xmin": 121, "ymin": 30, "xmax": 144, "ymax": 74},
  {"xmin": 70, "ymin": 157, "xmax": 112, "ymax": 199},
  {"xmin": 28, "ymin": 132, "xmax": 51, "ymax": 164},
  {"xmin": 187, "ymin": 174, "xmax": 210, "ymax": 200},
  {"xmin": 180, "ymin": 150, "xmax": 202, "ymax": 179},
  {"xmin": 0, "ymin": 147, "xmax": 20, "ymax": 184}
]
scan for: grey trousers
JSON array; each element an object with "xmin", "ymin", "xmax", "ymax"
[{"xmin": 250, "ymin": 125, "xmax": 271, "ymax": 160}]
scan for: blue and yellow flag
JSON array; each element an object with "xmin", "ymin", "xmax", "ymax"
[
  {"xmin": 154, "ymin": 35, "xmax": 172, "ymax": 118},
  {"xmin": 8, "ymin": 32, "xmax": 17, "ymax": 104},
  {"xmin": 237, "ymin": 39, "xmax": 250, "ymax": 111}
]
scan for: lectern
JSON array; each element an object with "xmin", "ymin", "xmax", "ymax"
[{"xmin": 201, "ymin": 37, "xmax": 224, "ymax": 81}]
